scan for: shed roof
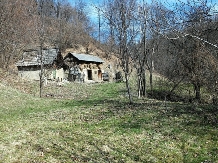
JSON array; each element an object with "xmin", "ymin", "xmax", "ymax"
[
  {"xmin": 16, "ymin": 49, "xmax": 58, "ymax": 66},
  {"xmin": 68, "ymin": 53, "xmax": 104, "ymax": 63}
]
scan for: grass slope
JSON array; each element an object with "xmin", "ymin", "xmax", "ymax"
[{"xmin": 0, "ymin": 82, "xmax": 217, "ymax": 163}]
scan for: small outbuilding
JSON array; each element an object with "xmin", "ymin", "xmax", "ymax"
[
  {"xmin": 16, "ymin": 48, "xmax": 65, "ymax": 81},
  {"xmin": 64, "ymin": 53, "xmax": 104, "ymax": 83}
]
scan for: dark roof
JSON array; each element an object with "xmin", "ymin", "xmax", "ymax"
[
  {"xmin": 67, "ymin": 53, "xmax": 104, "ymax": 63},
  {"xmin": 16, "ymin": 49, "xmax": 58, "ymax": 66}
]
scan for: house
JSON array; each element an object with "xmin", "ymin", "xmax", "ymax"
[
  {"xmin": 64, "ymin": 53, "xmax": 104, "ymax": 82},
  {"xmin": 16, "ymin": 48, "xmax": 65, "ymax": 81}
]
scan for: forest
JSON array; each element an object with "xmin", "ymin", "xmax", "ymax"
[{"xmin": 1, "ymin": 0, "xmax": 218, "ymax": 104}]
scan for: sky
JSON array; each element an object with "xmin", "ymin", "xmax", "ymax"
[
  {"xmin": 67, "ymin": 0, "xmax": 218, "ymax": 19},
  {"xmin": 67, "ymin": 0, "xmax": 218, "ymax": 27},
  {"xmin": 68, "ymin": 0, "xmax": 103, "ymax": 21},
  {"xmin": 67, "ymin": 0, "xmax": 218, "ymax": 41}
]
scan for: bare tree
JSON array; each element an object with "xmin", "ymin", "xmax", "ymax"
[
  {"xmin": 151, "ymin": 0, "xmax": 218, "ymax": 102},
  {"xmin": 136, "ymin": 0, "xmax": 149, "ymax": 98},
  {"xmin": 103, "ymin": 0, "xmax": 140, "ymax": 104},
  {"xmin": 36, "ymin": 0, "xmax": 58, "ymax": 97},
  {"xmin": 0, "ymin": 0, "xmax": 37, "ymax": 69},
  {"xmin": 37, "ymin": 0, "xmax": 46, "ymax": 98}
]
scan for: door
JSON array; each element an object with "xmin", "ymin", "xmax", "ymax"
[
  {"xmin": 88, "ymin": 70, "xmax": 92, "ymax": 80},
  {"xmin": 98, "ymin": 70, "xmax": 102, "ymax": 79}
]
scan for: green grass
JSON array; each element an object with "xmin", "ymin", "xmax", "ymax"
[{"xmin": 0, "ymin": 82, "xmax": 217, "ymax": 162}]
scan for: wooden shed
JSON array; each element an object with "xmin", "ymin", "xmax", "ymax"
[{"xmin": 16, "ymin": 48, "xmax": 66, "ymax": 81}]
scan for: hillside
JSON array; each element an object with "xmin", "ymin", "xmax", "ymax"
[{"xmin": 0, "ymin": 79, "xmax": 218, "ymax": 162}]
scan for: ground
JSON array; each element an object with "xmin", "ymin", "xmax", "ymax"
[{"xmin": 0, "ymin": 70, "xmax": 218, "ymax": 162}]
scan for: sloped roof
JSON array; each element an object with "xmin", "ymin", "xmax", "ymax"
[
  {"xmin": 68, "ymin": 53, "xmax": 104, "ymax": 63},
  {"xmin": 16, "ymin": 49, "xmax": 58, "ymax": 66}
]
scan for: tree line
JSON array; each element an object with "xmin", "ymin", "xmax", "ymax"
[{"xmin": 98, "ymin": 0, "xmax": 218, "ymax": 103}]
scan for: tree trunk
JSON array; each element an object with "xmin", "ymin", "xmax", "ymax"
[
  {"xmin": 98, "ymin": 8, "xmax": 101, "ymax": 43},
  {"xmin": 39, "ymin": 45, "xmax": 43, "ymax": 98},
  {"xmin": 125, "ymin": 72, "xmax": 133, "ymax": 104},
  {"xmin": 1, "ymin": 50, "xmax": 6, "ymax": 68},
  {"xmin": 149, "ymin": 48, "xmax": 154, "ymax": 95},
  {"xmin": 149, "ymin": 69, "xmax": 153, "ymax": 95},
  {"xmin": 138, "ymin": 68, "xmax": 146, "ymax": 98},
  {"xmin": 142, "ymin": 71, "xmax": 146, "ymax": 97},
  {"xmin": 138, "ymin": 74, "xmax": 142, "ymax": 98},
  {"xmin": 194, "ymin": 83, "xmax": 201, "ymax": 102}
]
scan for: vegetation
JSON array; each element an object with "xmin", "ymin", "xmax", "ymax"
[
  {"xmin": 97, "ymin": 0, "xmax": 218, "ymax": 103},
  {"xmin": 0, "ymin": 81, "xmax": 217, "ymax": 162},
  {"xmin": 1, "ymin": 0, "xmax": 218, "ymax": 103},
  {"xmin": 0, "ymin": 0, "xmax": 93, "ymax": 69},
  {"xmin": 0, "ymin": 0, "xmax": 218, "ymax": 162}
]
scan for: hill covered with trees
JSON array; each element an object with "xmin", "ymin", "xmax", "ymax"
[
  {"xmin": 1, "ymin": 0, "xmax": 218, "ymax": 103},
  {"xmin": 0, "ymin": 0, "xmax": 95, "ymax": 69}
]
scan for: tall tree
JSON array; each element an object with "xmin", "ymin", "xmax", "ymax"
[
  {"xmin": 103, "ymin": 0, "xmax": 140, "ymax": 104},
  {"xmin": 37, "ymin": 0, "xmax": 46, "ymax": 98},
  {"xmin": 136, "ymin": 0, "xmax": 149, "ymax": 98}
]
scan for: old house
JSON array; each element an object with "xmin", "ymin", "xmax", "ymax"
[
  {"xmin": 64, "ymin": 53, "xmax": 104, "ymax": 82},
  {"xmin": 16, "ymin": 48, "xmax": 65, "ymax": 81}
]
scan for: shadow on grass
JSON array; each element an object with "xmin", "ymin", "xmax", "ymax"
[
  {"xmin": 148, "ymin": 89, "xmax": 190, "ymax": 103},
  {"xmin": 163, "ymin": 102, "xmax": 218, "ymax": 126},
  {"xmin": 62, "ymin": 97, "xmax": 218, "ymax": 128},
  {"xmin": 59, "ymin": 97, "xmax": 218, "ymax": 162}
]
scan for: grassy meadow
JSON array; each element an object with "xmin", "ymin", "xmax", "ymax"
[{"xmin": 0, "ymin": 81, "xmax": 218, "ymax": 162}]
